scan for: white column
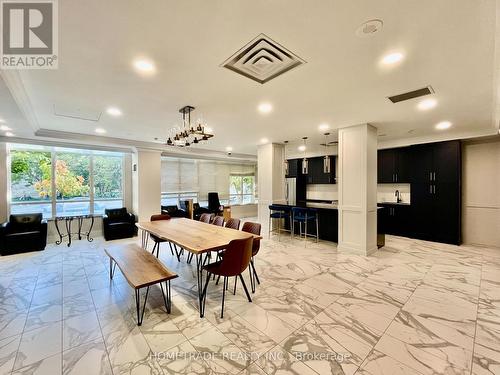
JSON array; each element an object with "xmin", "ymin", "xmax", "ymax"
[
  {"xmin": 337, "ymin": 124, "xmax": 378, "ymax": 256},
  {"xmin": 132, "ymin": 149, "xmax": 162, "ymax": 222},
  {"xmin": 257, "ymin": 143, "xmax": 285, "ymax": 232},
  {"xmin": 0, "ymin": 143, "xmax": 7, "ymax": 222}
]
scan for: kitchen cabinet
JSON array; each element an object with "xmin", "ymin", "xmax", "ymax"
[
  {"xmin": 285, "ymin": 159, "xmax": 299, "ymax": 178},
  {"xmin": 304, "ymin": 156, "xmax": 336, "ymax": 184},
  {"xmin": 377, "ymin": 147, "xmax": 411, "ymax": 183},
  {"xmin": 410, "ymin": 140, "xmax": 461, "ymax": 245},
  {"xmin": 378, "ymin": 204, "xmax": 411, "ymax": 237}
]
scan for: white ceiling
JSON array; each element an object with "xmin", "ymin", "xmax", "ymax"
[{"xmin": 0, "ymin": 0, "xmax": 499, "ymax": 156}]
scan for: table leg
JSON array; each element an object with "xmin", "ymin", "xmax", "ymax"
[
  {"xmin": 54, "ymin": 218, "xmax": 63, "ymax": 245},
  {"xmin": 77, "ymin": 217, "xmax": 83, "ymax": 240},
  {"xmin": 65, "ymin": 218, "xmax": 73, "ymax": 247},
  {"xmin": 196, "ymin": 254, "xmax": 205, "ymax": 317},
  {"xmin": 86, "ymin": 216, "xmax": 94, "ymax": 242}
]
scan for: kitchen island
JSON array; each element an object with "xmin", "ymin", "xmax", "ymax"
[{"xmin": 272, "ymin": 201, "xmax": 386, "ymax": 247}]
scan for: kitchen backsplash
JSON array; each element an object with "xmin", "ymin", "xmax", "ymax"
[
  {"xmin": 377, "ymin": 184, "xmax": 411, "ymax": 203},
  {"xmin": 307, "ymin": 184, "xmax": 338, "ymax": 201}
]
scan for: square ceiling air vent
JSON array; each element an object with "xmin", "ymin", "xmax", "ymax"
[
  {"xmin": 387, "ymin": 86, "xmax": 435, "ymax": 103},
  {"xmin": 221, "ymin": 33, "xmax": 306, "ymax": 84}
]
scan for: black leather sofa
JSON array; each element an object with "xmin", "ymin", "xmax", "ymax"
[
  {"xmin": 102, "ymin": 208, "xmax": 136, "ymax": 241},
  {"xmin": 0, "ymin": 213, "xmax": 48, "ymax": 255},
  {"xmin": 161, "ymin": 205, "xmax": 188, "ymax": 218}
]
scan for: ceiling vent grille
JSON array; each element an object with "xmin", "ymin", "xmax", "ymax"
[
  {"xmin": 387, "ymin": 86, "xmax": 434, "ymax": 103},
  {"xmin": 221, "ymin": 33, "xmax": 306, "ymax": 84}
]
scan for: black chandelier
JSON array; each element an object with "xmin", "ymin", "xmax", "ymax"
[{"xmin": 166, "ymin": 105, "xmax": 214, "ymax": 147}]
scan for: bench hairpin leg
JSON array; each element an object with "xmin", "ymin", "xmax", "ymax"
[{"xmin": 135, "ymin": 287, "xmax": 150, "ymax": 326}]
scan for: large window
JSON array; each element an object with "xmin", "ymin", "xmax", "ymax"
[
  {"xmin": 229, "ymin": 175, "xmax": 255, "ymax": 205},
  {"xmin": 9, "ymin": 145, "xmax": 124, "ymax": 218},
  {"xmin": 161, "ymin": 157, "xmax": 257, "ymax": 207}
]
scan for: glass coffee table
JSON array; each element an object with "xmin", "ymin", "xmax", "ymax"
[{"xmin": 54, "ymin": 214, "xmax": 96, "ymax": 247}]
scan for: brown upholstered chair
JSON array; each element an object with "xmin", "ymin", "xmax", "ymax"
[
  {"xmin": 242, "ymin": 221, "xmax": 262, "ymax": 293},
  {"xmin": 212, "ymin": 216, "xmax": 224, "ymax": 227},
  {"xmin": 225, "ymin": 218, "xmax": 241, "ymax": 230},
  {"xmin": 201, "ymin": 237, "xmax": 253, "ymax": 318},
  {"xmin": 199, "ymin": 213, "xmax": 213, "ymax": 224}
]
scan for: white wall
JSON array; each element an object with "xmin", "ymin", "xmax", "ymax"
[
  {"xmin": 231, "ymin": 204, "xmax": 258, "ymax": 219},
  {"xmin": 132, "ymin": 150, "xmax": 162, "ymax": 222},
  {"xmin": 462, "ymin": 139, "xmax": 500, "ymax": 248},
  {"xmin": 257, "ymin": 143, "xmax": 285, "ymax": 231}
]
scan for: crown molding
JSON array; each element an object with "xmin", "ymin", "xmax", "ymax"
[{"xmin": 0, "ymin": 71, "xmax": 39, "ymax": 133}]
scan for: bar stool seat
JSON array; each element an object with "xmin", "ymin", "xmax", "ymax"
[
  {"xmin": 291, "ymin": 207, "xmax": 319, "ymax": 244},
  {"xmin": 268, "ymin": 205, "xmax": 292, "ymax": 240}
]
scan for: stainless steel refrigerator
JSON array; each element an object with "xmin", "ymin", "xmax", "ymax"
[{"xmin": 285, "ymin": 178, "xmax": 296, "ymax": 205}]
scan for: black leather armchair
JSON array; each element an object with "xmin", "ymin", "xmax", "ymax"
[
  {"xmin": 0, "ymin": 213, "xmax": 47, "ymax": 255},
  {"xmin": 161, "ymin": 205, "xmax": 188, "ymax": 218},
  {"xmin": 102, "ymin": 208, "xmax": 136, "ymax": 241}
]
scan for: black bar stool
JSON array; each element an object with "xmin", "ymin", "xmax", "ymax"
[
  {"xmin": 268, "ymin": 205, "xmax": 291, "ymax": 241},
  {"xmin": 291, "ymin": 207, "xmax": 319, "ymax": 245}
]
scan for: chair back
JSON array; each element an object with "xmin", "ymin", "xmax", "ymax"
[
  {"xmin": 212, "ymin": 216, "xmax": 224, "ymax": 226},
  {"xmin": 208, "ymin": 192, "xmax": 221, "ymax": 211},
  {"xmin": 225, "ymin": 218, "xmax": 240, "ymax": 230},
  {"xmin": 219, "ymin": 237, "xmax": 253, "ymax": 276},
  {"xmin": 199, "ymin": 213, "xmax": 213, "ymax": 223},
  {"xmin": 241, "ymin": 221, "xmax": 261, "ymax": 256},
  {"xmin": 9, "ymin": 213, "xmax": 43, "ymax": 231},
  {"xmin": 104, "ymin": 207, "xmax": 128, "ymax": 221},
  {"xmin": 150, "ymin": 214, "xmax": 170, "ymax": 221}
]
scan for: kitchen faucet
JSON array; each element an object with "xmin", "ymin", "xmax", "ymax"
[{"xmin": 395, "ymin": 190, "xmax": 402, "ymax": 203}]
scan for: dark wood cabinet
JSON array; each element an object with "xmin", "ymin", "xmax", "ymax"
[
  {"xmin": 306, "ymin": 156, "xmax": 336, "ymax": 184},
  {"xmin": 285, "ymin": 159, "xmax": 299, "ymax": 178},
  {"xmin": 378, "ymin": 204, "xmax": 411, "ymax": 237},
  {"xmin": 409, "ymin": 141, "xmax": 461, "ymax": 245},
  {"xmin": 378, "ymin": 147, "xmax": 411, "ymax": 183}
]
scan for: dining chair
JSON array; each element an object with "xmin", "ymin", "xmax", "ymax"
[
  {"xmin": 241, "ymin": 221, "xmax": 261, "ymax": 293},
  {"xmin": 225, "ymin": 218, "xmax": 241, "ymax": 230},
  {"xmin": 212, "ymin": 216, "xmax": 225, "ymax": 227},
  {"xmin": 149, "ymin": 214, "xmax": 172, "ymax": 258},
  {"xmin": 199, "ymin": 213, "xmax": 213, "ymax": 223},
  {"xmin": 201, "ymin": 237, "xmax": 253, "ymax": 318}
]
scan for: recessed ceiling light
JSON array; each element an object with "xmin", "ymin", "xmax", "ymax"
[
  {"xmin": 205, "ymin": 127, "xmax": 213, "ymax": 134},
  {"xmin": 381, "ymin": 52, "xmax": 404, "ymax": 65},
  {"xmin": 260, "ymin": 138, "xmax": 269, "ymax": 144},
  {"xmin": 5, "ymin": 132, "xmax": 14, "ymax": 137},
  {"xmin": 106, "ymin": 107, "xmax": 122, "ymax": 117},
  {"xmin": 318, "ymin": 123, "xmax": 330, "ymax": 131},
  {"xmin": 0, "ymin": 125, "xmax": 11, "ymax": 131},
  {"xmin": 225, "ymin": 146, "xmax": 233, "ymax": 152},
  {"xmin": 133, "ymin": 59, "xmax": 156, "ymax": 74},
  {"xmin": 0, "ymin": 118, "xmax": 5, "ymax": 123},
  {"xmin": 95, "ymin": 128, "xmax": 107, "ymax": 134},
  {"xmin": 435, "ymin": 121, "xmax": 452, "ymax": 130},
  {"xmin": 298, "ymin": 145, "xmax": 306, "ymax": 152},
  {"xmin": 257, "ymin": 102, "xmax": 273, "ymax": 114},
  {"xmin": 417, "ymin": 98, "xmax": 437, "ymax": 111}
]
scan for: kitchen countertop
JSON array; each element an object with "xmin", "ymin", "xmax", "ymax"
[
  {"xmin": 378, "ymin": 201, "xmax": 411, "ymax": 206},
  {"xmin": 274, "ymin": 202, "xmax": 387, "ymax": 210}
]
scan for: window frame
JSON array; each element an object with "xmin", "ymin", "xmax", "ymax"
[{"xmin": 8, "ymin": 145, "xmax": 125, "ymax": 219}]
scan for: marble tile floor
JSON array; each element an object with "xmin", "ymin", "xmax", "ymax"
[{"xmin": 0, "ymin": 232, "xmax": 500, "ymax": 375}]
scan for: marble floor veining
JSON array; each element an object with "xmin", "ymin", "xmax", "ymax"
[{"xmin": 0, "ymin": 230, "xmax": 500, "ymax": 375}]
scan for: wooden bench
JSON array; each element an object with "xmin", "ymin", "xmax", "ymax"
[{"xmin": 104, "ymin": 243, "xmax": 178, "ymax": 326}]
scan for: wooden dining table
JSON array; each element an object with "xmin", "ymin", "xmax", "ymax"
[{"xmin": 136, "ymin": 218, "xmax": 262, "ymax": 317}]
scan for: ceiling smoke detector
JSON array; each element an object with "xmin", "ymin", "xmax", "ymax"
[
  {"xmin": 221, "ymin": 33, "xmax": 306, "ymax": 84},
  {"xmin": 355, "ymin": 19, "xmax": 383, "ymax": 37}
]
